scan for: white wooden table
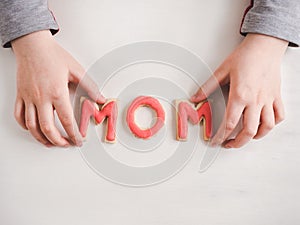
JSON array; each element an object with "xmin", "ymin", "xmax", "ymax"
[{"xmin": 1, "ymin": 0, "xmax": 299, "ymax": 224}]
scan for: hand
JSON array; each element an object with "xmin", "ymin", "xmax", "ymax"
[
  {"xmin": 191, "ymin": 33, "xmax": 288, "ymax": 148},
  {"xmin": 12, "ymin": 30, "xmax": 105, "ymax": 147}
]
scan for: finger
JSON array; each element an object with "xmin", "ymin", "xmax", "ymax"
[
  {"xmin": 254, "ymin": 105, "xmax": 275, "ymax": 139},
  {"xmin": 14, "ymin": 97, "xmax": 27, "ymax": 130},
  {"xmin": 36, "ymin": 102, "xmax": 70, "ymax": 147},
  {"xmin": 69, "ymin": 62, "xmax": 105, "ymax": 104},
  {"xmin": 80, "ymin": 74, "xmax": 106, "ymax": 103},
  {"xmin": 210, "ymin": 98, "xmax": 245, "ymax": 146},
  {"xmin": 53, "ymin": 92, "xmax": 83, "ymax": 146},
  {"xmin": 24, "ymin": 102, "xmax": 52, "ymax": 147},
  {"xmin": 191, "ymin": 64, "xmax": 229, "ymax": 103},
  {"xmin": 273, "ymin": 98, "xmax": 285, "ymax": 124},
  {"xmin": 224, "ymin": 106, "xmax": 261, "ymax": 148}
]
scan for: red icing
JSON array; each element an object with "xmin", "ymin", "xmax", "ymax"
[
  {"xmin": 126, "ymin": 96, "xmax": 165, "ymax": 139},
  {"xmin": 79, "ymin": 98, "xmax": 118, "ymax": 143},
  {"xmin": 176, "ymin": 100, "xmax": 212, "ymax": 141}
]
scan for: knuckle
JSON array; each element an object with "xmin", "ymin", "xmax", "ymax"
[
  {"xmin": 35, "ymin": 137, "xmax": 45, "ymax": 144},
  {"xmin": 40, "ymin": 121, "xmax": 52, "ymax": 134},
  {"xmin": 26, "ymin": 119, "xmax": 36, "ymax": 130},
  {"xmin": 14, "ymin": 110, "xmax": 21, "ymax": 122},
  {"xmin": 31, "ymin": 88, "xmax": 43, "ymax": 100},
  {"xmin": 64, "ymin": 121, "xmax": 74, "ymax": 130},
  {"xmin": 52, "ymin": 89, "xmax": 64, "ymax": 101},
  {"xmin": 234, "ymin": 87, "xmax": 253, "ymax": 104},
  {"xmin": 276, "ymin": 114, "xmax": 285, "ymax": 123},
  {"xmin": 234, "ymin": 143, "xmax": 244, "ymax": 148},
  {"xmin": 243, "ymin": 127, "xmax": 256, "ymax": 137},
  {"xmin": 214, "ymin": 65, "xmax": 226, "ymax": 79},
  {"xmin": 61, "ymin": 116, "xmax": 73, "ymax": 127},
  {"xmin": 68, "ymin": 134, "xmax": 77, "ymax": 141},
  {"xmin": 235, "ymin": 92, "xmax": 249, "ymax": 104},
  {"xmin": 225, "ymin": 120, "xmax": 236, "ymax": 132},
  {"xmin": 201, "ymin": 81, "xmax": 208, "ymax": 90},
  {"xmin": 264, "ymin": 121, "xmax": 275, "ymax": 130},
  {"xmin": 52, "ymin": 140, "xmax": 61, "ymax": 146}
]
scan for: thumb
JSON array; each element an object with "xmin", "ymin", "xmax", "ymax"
[
  {"xmin": 69, "ymin": 61, "xmax": 106, "ymax": 104},
  {"xmin": 190, "ymin": 64, "xmax": 229, "ymax": 103}
]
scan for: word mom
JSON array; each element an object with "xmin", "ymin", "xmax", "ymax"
[{"xmin": 79, "ymin": 96, "xmax": 212, "ymax": 143}]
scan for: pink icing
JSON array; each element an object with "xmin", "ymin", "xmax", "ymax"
[
  {"xmin": 79, "ymin": 98, "xmax": 118, "ymax": 143},
  {"xmin": 126, "ymin": 96, "xmax": 165, "ymax": 139},
  {"xmin": 176, "ymin": 100, "xmax": 212, "ymax": 141}
]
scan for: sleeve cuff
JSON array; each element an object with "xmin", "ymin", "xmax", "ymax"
[
  {"xmin": 1, "ymin": 4, "xmax": 59, "ymax": 48},
  {"xmin": 240, "ymin": 2, "xmax": 300, "ymax": 47}
]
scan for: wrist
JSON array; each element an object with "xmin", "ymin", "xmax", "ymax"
[
  {"xmin": 12, "ymin": 30, "xmax": 54, "ymax": 58},
  {"xmin": 243, "ymin": 33, "xmax": 288, "ymax": 57}
]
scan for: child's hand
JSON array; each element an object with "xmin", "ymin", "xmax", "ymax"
[
  {"xmin": 12, "ymin": 30, "xmax": 105, "ymax": 147},
  {"xmin": 191, "ymin": 33, "xmax": 288, "ymax": 148}
]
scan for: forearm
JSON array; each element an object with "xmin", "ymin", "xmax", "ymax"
[
  {"xmin": 0, "ymin": 0, "xmax": 59, "ymax": 48},
  {"xmin": 241, "ymin": 0, "xmax": 300, "ymax": 47}
]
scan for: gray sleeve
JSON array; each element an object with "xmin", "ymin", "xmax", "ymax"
[
  {"xmin": 241, "ymin": 0, "xmax": 300, "ymax": 47},
  {"xmin": 0, "ymin": 0, "xmax": 59, "ymax": 48}
]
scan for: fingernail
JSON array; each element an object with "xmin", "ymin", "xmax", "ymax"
[
  {"xmin": 209, "ymin": 140, "xmax": 218, "ymax": 147},
  {"xmin": 76, "ymin": 136, "xmax": 83, "ymax": 146},
  {"xmin": 45, "ymin": 143, "xmax": 52, "ymax": 148},
  {"xmin": 224, "ymin": 144, "xmax": 232, "ymax": 149},
  {"xmin": 190, "ymin": 95, "xmax": 199, "ymax": 102},
  {"xmin": 210, "ymin": 137, "xmax": 224, "ymax": 147},
  {"xmin": 63, "ymin": 141, "xmax": 71, "ymax": 147},
  {"xmin": 97, "ymin": 94, "xmax": 106, "ymax": 104},
  {"xmin": 211, "ymin": 143, "xmax": 219, "ymax": 148},
  {"xmin": 77, "ymin": 140, "xmax": 83, "ymax": 147}
]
